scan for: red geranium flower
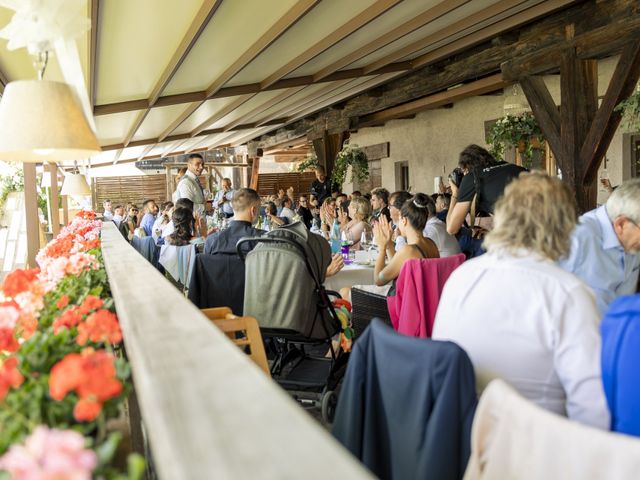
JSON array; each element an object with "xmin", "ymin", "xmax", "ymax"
[
  {"xmin": 49, "ymin": 349, "xmax": 123, "ymax": 422},
  {"xmin": 0, "ymin": 357, "xmax": 23, "ymax": 401},
  {"xmin": 56, "ymin": 295, "xmax": 70, "ymax": 309},
  {"xmin": 0, "ymin": 327, "xmax": 19, "ymax": 353},
  {"xmin": 1, "ymin": 268, "xmax": 40, "ymax": 298},
  {"xmin": 78, "ymin": 295, "xmax": 104, "ymax": 316},
  {"xmin": 53, "ymin": 307, "xmax": 83, "ymax": 334},
  {"xmin": 77, "ymin": 310, "xmax": 122, "ymax": 346}
]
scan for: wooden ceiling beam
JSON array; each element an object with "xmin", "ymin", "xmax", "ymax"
[
  {"xmin": 89, "ymin": 0, "xmax": 100, "ymax": 106},
  {"xmin": 254, "ymin": 0, "xmax": 631, "ymax": 150},
  {"xmin": 312, "ymin": 0, "xmax": 469, "ymax": 81},
  {"xmin": 362, "ymin": 0, "xmax": 532, "ymax": 75},
  {"xmin": 502, "ymin": 16, "xmax": 640, "ymax": 81},
  {"xmin": 260, "ymin": 0, "xmax": 402, "ymax": 89},
  {"xmin": 205, "ymin": 0, "xmax": 320, "ymax": 98},
  {"xmin": 121, "ymin": 0, "xmax": 223, "ymax": 148},
  {"xmin": 255, "ymin": 80, "xmax": 354, "ymax": 127},
  {"xmin": 356, "ymin": 74, "xmax": 509, "ymax": 128},
  {"xmin": 191, "ymin": 94, "xmax": 256, "ymax": 136},
  {"xmin": 223, "ymin": 87, "xmax": 306, "ymax": 131},
  {"xmin": 93, "ymin": 63, "xmax": 412, "ymax": 116},
  {"xmin": 411, "ymin": 0, "xmax": 578, "ymax": 70},
  {"xmin": 150, "ymin": 1, "xmax": 320, "ymax": 153}
]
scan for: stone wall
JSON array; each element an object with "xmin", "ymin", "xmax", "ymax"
[{"xmin": 347, "ymin": 55, "xmax": 634, "ymax": 204}]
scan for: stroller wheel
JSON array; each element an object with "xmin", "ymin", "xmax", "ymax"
[{"xmin": 321, "ymin": 390, "xmax": 338, "ymax": 424}]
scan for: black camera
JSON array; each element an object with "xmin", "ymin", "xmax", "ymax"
[{"xmin": 449, "ymin": 167, "xmax": 465, "ymax": 188}]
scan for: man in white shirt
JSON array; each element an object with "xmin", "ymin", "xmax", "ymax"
[
  {"xmin": 102, "ymin": 199, "xmax": 113, "ymax": 221},
  {"xmin": 433, "ymin": 172, "xmax": 609, "ymax": 430},
  {"xmin": 175, "ymin": 154, "xmax": 205, "ymax": 215},
  {"xmin": 423, "ymin": 196, "xmax": 460, "ymax": 257},
  {"xmin": 213, "ymin": 177, "xmax": 235, "ymax": 218},
  {"xmin": 279, "ymin": 197, "xmax": 296, "ymax": 223}
]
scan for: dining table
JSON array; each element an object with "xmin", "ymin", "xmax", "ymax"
[{"xmin": 324, "ymin": 261, "xmax": 375, "ymax": 292}]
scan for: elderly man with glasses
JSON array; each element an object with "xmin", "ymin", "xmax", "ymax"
[{"xmin": 559, "ymin": 178, "xmax": 640, "ymax": 316}]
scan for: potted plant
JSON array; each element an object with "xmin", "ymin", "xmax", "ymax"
[
  {"xmin": 487, "ymin": 112, "xmax": 545, "ymax": 164},
  {"xmin": 331, "ymin": 144, "xmax": 369, "ymax": 186},
  {"xmin": 616, "ymin": 88, "xmax": 640, "ymax": 132},
  {"xmin": 296, "ymin": 155, "xmax": 319, "ymax": 173}
]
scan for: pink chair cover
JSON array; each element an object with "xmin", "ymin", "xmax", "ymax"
[{"xmin": 387, "ymin": 254, "xmax": 465, "ymax": 338}]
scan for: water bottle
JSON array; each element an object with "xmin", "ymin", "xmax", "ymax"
[
  {"xmin": 340, "ymin": 231, "xmax": 350, "ymax": 261},
  {"xmin": 330, "ymin": 219, "xmax": 341, "ymax": 254},
  {"xmin": 263, "ymin": 216, "xmax": 271, "ymax": 232}
]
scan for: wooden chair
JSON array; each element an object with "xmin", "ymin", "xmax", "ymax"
[{"xmin": 201, "ymin": 307, "xmax": 270, "ymax": 377}]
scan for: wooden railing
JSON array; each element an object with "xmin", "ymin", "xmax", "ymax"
[{"xmin": 100, "ymin": 222, "xmax": 370, "ymax": 480}]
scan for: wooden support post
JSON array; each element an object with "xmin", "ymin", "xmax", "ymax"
[
  {"xmin": 580, "ymin": 39, "xmax": 640, "ymax": 185},
  {"xmin": 48, "ymin": 163, "xmax": 60, "ymax": 236},
  {"xmin": 249, "ymin": 157, "xmax": 260, "ymax": 190},
  {"xmin": 560, "ymin": 50, "xmax": 598, "ymax": 212},
  {"xmin": 519, "ymin": 76, "xmax": 563, "ymax": 169},
  {"xmin": 62, "ymin": 195, "xmax": 69, "ymax": 225},
  {"xmin": 23, "ymin": 163, "xmax": 39, "ymax": 268}
]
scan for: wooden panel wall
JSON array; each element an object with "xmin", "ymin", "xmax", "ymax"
[
  {"xmin": 92, "ymin": 174, "xmax": 168, "ymax": 211},
  {"xmin": 257, "ymin": 172, "xmax": 316, "ymax": 198}
]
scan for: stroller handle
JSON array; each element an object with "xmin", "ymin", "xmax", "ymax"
[{"xmin": 236, "ymin": 236, "xmax": 321, "ymax": 287}]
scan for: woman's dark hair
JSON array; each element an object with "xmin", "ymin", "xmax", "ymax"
[
  {"xmin": 400, "ymin": 193, "xmax": 431, "ymax": 231},
  {"xmin": 458, "ymin": 144, "xmax": 498, "ymax": 171},
  {"xmin": 265, "ymin": 201, "xmax": 278, "ymax": 216},
  {"xmin": 168, "ymin": 207, "xmax": 194, "ymax": 246},
  {"xmin": 390, "ymin": 191, "xmax": 412, "ymax": 210}
]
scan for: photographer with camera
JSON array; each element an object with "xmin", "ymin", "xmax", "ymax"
[{"xmin": 446, "ymin": 145, "xmax": 526, "ymax": 256}]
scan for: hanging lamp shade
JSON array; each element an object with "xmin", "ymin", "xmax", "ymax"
[
  {"xmin": 0, "ymin": 80, "xmax": 101, "ymax": 162},
  {"xmin": 60, "ymin": 173, "xmax": 90, "ymax": 196},
  {"xmin": 40, "ymin": 171, "xmax": 51, "ymax": 188}
]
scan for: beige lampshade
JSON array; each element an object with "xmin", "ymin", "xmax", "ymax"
[
  {"xmin": 40, "ymin": 171, "xmax": 51, "ymax": 188},
  {"xmin": 60, "ymin": 173, "xmax": 91, "ymax": 196},
  {"xmin": 0, "ymin": 80, "xmax": 101, "ymax": 162}
]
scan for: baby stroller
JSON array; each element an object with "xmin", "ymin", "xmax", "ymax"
[{"xmin": 238, "ymin": 222, "xmax": 346, "ymax": 423}]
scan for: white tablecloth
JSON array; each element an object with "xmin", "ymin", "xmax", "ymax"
[{"xmin": 324, "ymin": 263, "xmax": 375, "ymax": 292}]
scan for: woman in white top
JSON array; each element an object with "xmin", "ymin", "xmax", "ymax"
[{"xmin": 433, "ymin": 172, "xmax": 610, "ymax": 430}]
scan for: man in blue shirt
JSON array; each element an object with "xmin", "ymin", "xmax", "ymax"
[
  {"xmin": 559, "ymin": 179, "xmax": 640, "ymax": 316},
  {"xmin": 140, "ymin": 199, "xmax": 159, "ymax": 237}
]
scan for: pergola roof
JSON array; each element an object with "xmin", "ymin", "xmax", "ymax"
[{"xmin": 0, "ymin": 0, "xmax": 577, "ymax": 166}]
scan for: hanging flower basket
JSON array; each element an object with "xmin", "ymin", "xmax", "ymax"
[
  {"xmin": 487, "ymin": 113, "xmax": 545, "ymax": 163},
  {"xmin": 616, "ymin": 89, "xmax": 640, "ymax": 132},
  {"xmin": 297, "ymin": 156, "xmax": 319, "ymax": 173},
  {"xmin": 331, "ymin": 144, "xmax": 369, "ymax": 186}
]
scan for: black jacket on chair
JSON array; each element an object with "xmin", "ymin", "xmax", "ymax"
[
  {"xmin": 188, "ymin": 253, "xmax": 245, "ymax": 314},
  {"xmin": 333, "ymin": 319, "xmax": 477, "ymax": 480}
]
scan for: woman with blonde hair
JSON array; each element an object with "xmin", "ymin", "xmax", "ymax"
[
  {"xmin": 338, "ymin": 196, "xmax": 372, "ymax": 250},
  {"xmin": 433, "ymin": 172, "xmax": 609, "ymax": 429}
]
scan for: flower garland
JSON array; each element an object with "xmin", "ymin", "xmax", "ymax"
[
  {"xmin": 331, "ymin": 144, "xmax": 369, "ymax": 187},
  {"xmin": 0, "ymin": 209, "xmax": 143, "ymax": 479}
]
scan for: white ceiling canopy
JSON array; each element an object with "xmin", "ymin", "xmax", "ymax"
[{"xmin": 0, "ymin": 0, "xmax": 578, "ymax": 167}]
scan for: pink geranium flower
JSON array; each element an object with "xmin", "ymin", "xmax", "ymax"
[{"xmin": 0, "ymin": 426, "xmax": 97, "ymax": 480}]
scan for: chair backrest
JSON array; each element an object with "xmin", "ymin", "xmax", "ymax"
[
  {"xmin": 387, "ymin": 253, "xmax": 465, "ymax": 338},
  {"xmin": 201, "ymin": 308, "xmax": 270, "ymax": 377},
  {"xmin": 188, "ymin": 253, "xmax": 245, "ymax": 313},
  {"xmin": 333, "ymin": 319, "xmax": 476, "ymax": 480},
  {"xmin": 601, "ymin": 294, "xmax": 640, "ymax": 436},
  {"xmin": 466, "ymin": 379, "xmax": 640, "ymax": 480},
  {"xmin": 159, "ymin": 244, "xmax": 196, "ymax": 287}
]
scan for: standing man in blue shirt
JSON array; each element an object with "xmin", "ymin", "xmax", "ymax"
[
  {"xmin": 213, "ymin": 177, "xmax": 235, "ymax": 218},
  {"xmin": 559, "ymin": 178, "xmax": 640, "ymax": 316}
]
